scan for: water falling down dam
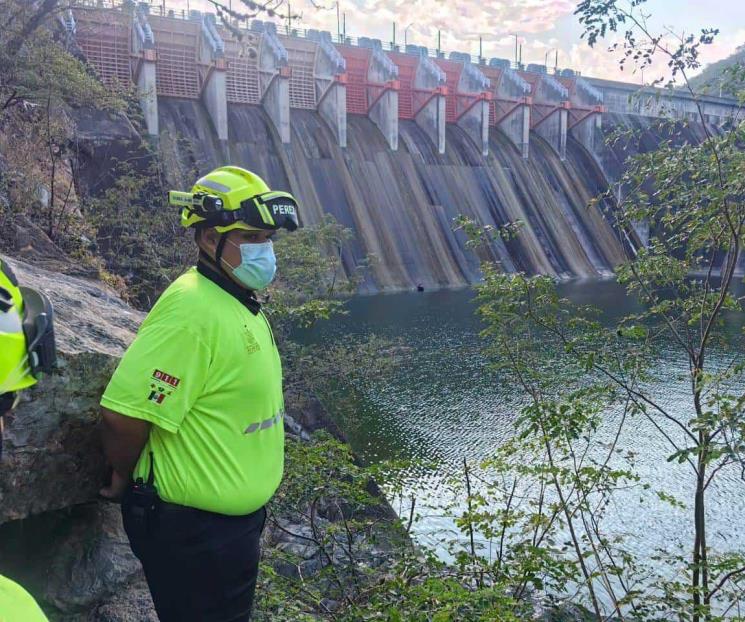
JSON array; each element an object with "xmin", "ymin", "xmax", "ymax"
[{"xmin": 66, "ymin": 4, "xmax": 741, "ymax": 293}]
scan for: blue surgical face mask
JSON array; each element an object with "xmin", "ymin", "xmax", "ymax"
[{"xmin": 226, "ymin": 239, "xmax": 277, "ymax": 291}]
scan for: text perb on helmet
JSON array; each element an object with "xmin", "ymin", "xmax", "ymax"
[
  {"xmin": 0, "ymin": 259, "xmax": 57, "ymax": 397},
  {"xmin": 168, "ymin": 166, "xmax": 300, "ymax": 233}
]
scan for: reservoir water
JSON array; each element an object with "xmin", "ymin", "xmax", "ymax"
[{"xmin": 299, "ymin": 281, "xmax": 745, "ymax": 568}]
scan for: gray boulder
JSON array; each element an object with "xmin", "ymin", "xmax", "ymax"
[
  {"xmin": 43, "ymin": 503, "xmax": 142, "ymax": 614},
  {"xmin": 0, "ymin": 255, "xmax": 144, "ymax": 524},
  {"xmin": 91, "ymin": 576, "xmax": 158, "ymax": 622},
  {"xmin": 0, "ymin": 256, "xmax": 155, "ymax": 619}
]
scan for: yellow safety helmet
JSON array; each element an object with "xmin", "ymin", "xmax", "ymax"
[
  {"xmin": 169, "ymin": 166, "xmax": 300, "ymax": 233},
  {"xmin": 0, "ymin": 259, "xmax": 57, "ymax": 398}
]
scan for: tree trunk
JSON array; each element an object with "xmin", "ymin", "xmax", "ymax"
[{"xmin": 692, "ymin": 381, "xmax": 710, "ymax": 622}]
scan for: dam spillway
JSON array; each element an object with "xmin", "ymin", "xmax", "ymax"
[
  {"xmin": 66, "ymin": 3, "xmax": 741, "ymax": 292},
  {"xmin": 156, "ymin": 99, "xmax": 625, "ymax": 291}
]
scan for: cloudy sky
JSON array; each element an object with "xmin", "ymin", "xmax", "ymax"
[{"xmin": 181, "ymin": 0, "xmax": 745, "ymax": 82}]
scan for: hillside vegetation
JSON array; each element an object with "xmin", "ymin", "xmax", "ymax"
[{"xmin": 689, "ymin": 43, "xmax": 745, "ymax": 96}]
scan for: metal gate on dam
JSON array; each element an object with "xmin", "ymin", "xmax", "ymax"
[
  {"xmin": 64, "ymin": 2, "xmax": 743, "ymax": 291},
  {"xmin": 65, "ymin": 1, "xmax": 740, "ymax": 161}
]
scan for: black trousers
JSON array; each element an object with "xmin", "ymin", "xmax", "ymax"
[{"xmin": 122, "ymin": 489, "xmax": 267, "ymax": 622}]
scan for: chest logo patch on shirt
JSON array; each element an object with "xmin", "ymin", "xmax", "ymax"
[{"xmin": 244, "ymin": 326, "xmax": 261, "ymax": 355}]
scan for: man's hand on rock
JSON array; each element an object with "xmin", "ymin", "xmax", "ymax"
[{"xmin": 99, "ymin": 468, "xmax": 129, "ymax": 502}]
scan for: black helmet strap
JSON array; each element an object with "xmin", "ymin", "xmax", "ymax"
[
  {"xmin": 215, "ymin": 233, "xmax": 228, "ymax": 268},
  {"xmin": 205, "ymin": 232, "xmax": 235, "ymax": 296}
]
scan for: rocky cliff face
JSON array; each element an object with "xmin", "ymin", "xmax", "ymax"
[
  {"xmin": 0, "ymin": 256, "xmax": 143, "ymax": 525},
  {"xmin": 0, "ymin": 255, "xmax": 155, "ymax": 620}
]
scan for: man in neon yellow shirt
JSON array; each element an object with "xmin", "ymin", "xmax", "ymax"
[
  {"xmin": 0, "ymin": 258, "xmax": 57, "ymax": 622},
  {"xmin": 99, "ymin": 167, "xmax": 300, "ymax": 621}
]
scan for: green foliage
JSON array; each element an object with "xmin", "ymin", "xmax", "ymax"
[
  {"xmin": 689, "ymin": 45, "xmax": 745, "ymax": 97},
  {"xmin": 272, "ymin": 432, "xmax": 382, "ymax": 517},
  {"xmin": 341, "ymin": 574, "xmax": 527, "ymax": 622},
  {"xmin": 285, "ymin": 334, "xmax": 403, "ymax": 409},
  {"xmin": 472, "ymin": 267, "xmax": 659, "ymax": 614},
  {"xmin": 255, "ymin": 434, "xmax": 533, "ymax": 622},
  {"xmin": 0, "ymin": 0, "xmax": 133, "ymax": 263},
  {"xmin": 269, "ymin": 214, "xmax": 369, "ymax": 332},
  {"xmin": 1, "ymin": 30, "xmax": 125, "ymax": 113},
  {"xmin": 255, "ymin": 433, "xmax": 405, "ymax": 619},
  {"xmin": 0, "ymin": 100, "xmax": 89, "ymax": 247},
  {"xmin": 575, "ymin": 0, "xmax": 719, "ymax": 89},
  {"xmin": 453, "ymin": 214, "xmax": 523, "ymax": 251},
  {"xmin": 81, "ymin": 156, "xmax": 196, "ymax": 308},
  {"xmin": 0, "ymin": 0, "xmax": 126, "ymax": 113}
]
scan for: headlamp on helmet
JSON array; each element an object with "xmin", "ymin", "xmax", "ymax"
[{"xmin": 169, "ymin": 191, "xmax": 224, "ymax": 215}]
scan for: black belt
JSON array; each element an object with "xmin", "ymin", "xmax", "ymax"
[
  {"xmin": 124, "ymin": 484, "xmax": 265, "ymax": 521},
  {"xmin": 157, "ymin": 498, "xmax": 266, "ymax": 521}
]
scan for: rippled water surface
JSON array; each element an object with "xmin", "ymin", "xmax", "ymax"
[{"xmin": 299, "ymin": 281, "xmax": 745, "ymax": 564}]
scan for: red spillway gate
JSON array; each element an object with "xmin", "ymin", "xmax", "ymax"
[
  {"xmin": 338, "ymin": 45, "xmax": 372, "ymax": 114},
  {"xmin": 434, "ymin": 59, "xmax": 462, "ymax": 123},
  {"xmin": 557, "ymin": 76, "xmax": 604, "ymax": 129},
  {"xmin": 387, "ymin": 53, "xmax": 418, "ymax": 119},
  {"xmin": 434, "ymin": 58, "xmax": 491, "ymax": 122},
  {"xmin": 516, "ymin": 71, "xmax": 570, "ymax": 129},
  {"xmin": 387, "ymin": 53, "xmax": 446, "ymax": 120},
  {"xmin": 519, "ymin": 72, "xmax": 545, "ymax": 127}
]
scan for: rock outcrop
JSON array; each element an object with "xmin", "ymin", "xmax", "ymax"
[
  {"xmin": 0, "ymin": 255, "xmax": 143, "ymax": 524},
  {"xmin": 43, "ymin": 503, "xmax": 142, "ymax": 614},
  {"xmin": 0, "ymin": 256, "xmax": 152, "ymax": 620}
]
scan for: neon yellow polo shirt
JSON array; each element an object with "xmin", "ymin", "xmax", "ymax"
[
  {"xmin": 0, "ymin": 575, "xmax": 48, "ymax": 621},
  {"xmin": 100, "ymin": 267, "xmax": 285, "ymax": 515}
]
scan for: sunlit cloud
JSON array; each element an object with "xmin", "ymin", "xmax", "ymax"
[
  {"xmin": 179, "ymin": 0, "xmax": 743, "ymax": 81},
  {"xmin": 566, "ymin": 28, "xmax": 745, "ymax": 83},
  {"xmin": 297, "ymin": 0, "xmax": 576, "ymax": 40}
]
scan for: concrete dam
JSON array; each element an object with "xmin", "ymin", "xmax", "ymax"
[{"xmin": 65, "ymin": 3, "xmax": 741, "ymax": 292}]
